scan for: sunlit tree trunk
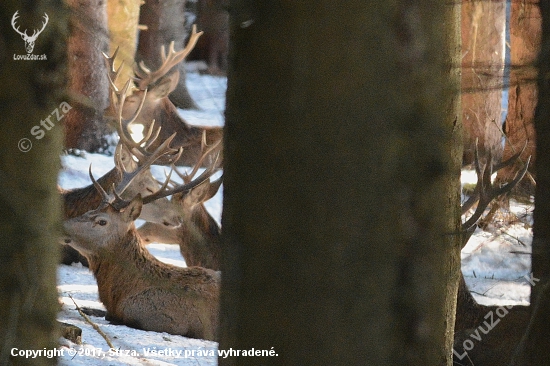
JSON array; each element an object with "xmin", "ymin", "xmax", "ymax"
[
  {"xmin": 106, "ymin": 0, "xmax": 141, "ymax": 90},
  {"xmin": 461, "ymin": 0, "xmax": 506, "ymax": 163},
  {"xmin": 496, "ymin": 1, "xmax": 540, "ymax": 192},
  {"xmin": 220, "ymin": 1, "xmax": 462, "ymax": 365},
  {"xmin": 0, "ymin": 1, "xmax": 66, "ymax": 364}
]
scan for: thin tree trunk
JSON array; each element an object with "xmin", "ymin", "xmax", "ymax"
[
  {"xmin": 64, "ymin": 0, "xmax": 111, "ymax": 152},
  {"xmin": 0, "ymin": 1, "xmax": 67, "ymax": 364},
  {"xmin": 137, "ymin": 0, "xmax": 198, "ymax": 109},
  {"xmin": 220, "ymin": 2, "xmax": 462, "ymax": 365},
  {"xmin": 106, "ymin": 0, "xmax": 141, "ymax": 91},
  {"xmin": 461, "ymin": 0, "xmax": 506, "ymax": 164},
  {"xmin": 496, "ymin": 1, "xmax": 540, "ymax": 193}
]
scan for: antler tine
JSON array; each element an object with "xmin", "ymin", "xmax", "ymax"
[
  {"xmin": 182, "ymin": 137, "xmax": 223, "ymax": 183},
  {"xmin": 114, "ymin": 135, "xmax": 183, "ymax": 196},
  {"xmin": 494, "ymin": 141, "xmax": 528, "ymax": 171},
  {"xmin": 461, "ymin": 143, "xmax": 532, "ymax": 231},
  {"xmin": 103, "ymin": 47, "xmax": 126, "ymax": 101},
  {"xmin": 134, "ymin": 25, "xmax": 204, "ymax": 90},
  {"xmin": 142, "ymin": 163, "xmax": 220, "ymax": 205},
  {"xmin": 142, "ymin": 148, "xmax": 222, "ymax": 205},
  {"xmin": 89, "ymin": 165, "xmax": 112, "ymax": 204}
]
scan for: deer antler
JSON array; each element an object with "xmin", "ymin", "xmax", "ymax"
[
  {"xmin": 134, "ymin": 25, "xmax": 203, "ymax": 90},
  {"xmin": 461, "ymin": 142, "xmax": 531, "ymax": 235},
  {"xmin": 142, "ymin": 140, "xmax": 222, "ymax": 205}
]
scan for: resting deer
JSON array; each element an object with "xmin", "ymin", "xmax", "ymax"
[
  {"xmin": 62, "ymin": 173, "xmax": 220, "ymax": 340},
  {"xmin": 59, "ymin": 82, "xmax": 185, "ymax": 265},
  {"xmin": 138, "ymin": 168, "xmax": 223, "ymax": 270},
  {"xmin": 454, "ymin": 145, "xmax": 531, "ymax": 365},
  {"xmin": 105, "ymin": 25, "xmax": 224, "ymax": 167}
]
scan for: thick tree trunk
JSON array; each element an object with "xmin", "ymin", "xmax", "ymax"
[
  {"xmin": 496, "ymin": 1, "xmax": 540, "ymax": 193},
  {"xmin": 461, "ymin": 0, "xmax": 506, "ymax": 164},
  {"xmin": 137, "ymin": 0, "xmax": 198, "ymax": 109},
  {"xmin": 64, "ymin": 0, "xmax": 111, "ymax": 152},
  {"xmin": 220, "ymin": 2, "xmax": 462, "ymax": 365},
  {"xmin": 0, "ymin": 2, "xmax": 66, "ymax": 364},
  {"xmin": 510, "ymin": 1, "xmax": 550, "ymax": 364}
]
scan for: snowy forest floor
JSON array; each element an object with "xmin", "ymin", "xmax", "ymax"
[{"xmin": 55, "ymin": 67, "xmax": 534, "ymax": 365}]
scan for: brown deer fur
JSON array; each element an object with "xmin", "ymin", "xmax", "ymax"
[
  {"xmin": 59, "ymin": 145, "xmax": 181, "ymax": 265},
  {"xmin": 63, "ymin": 195, "xmax": 220, "ymax": 341},
  {"xmin": 138, "ymin": 178, "xmax": 222, "ymax": 270}
]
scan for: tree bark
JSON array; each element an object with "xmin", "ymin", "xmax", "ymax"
[
  {"xmin": 220, "ymin": 2, "xmax": 462, "ymax": 365},
  {"xmin": 496, "ymin": 1, "xmax": 540, "ymax": 193},
  {"xmin": 0, "ymin": 1, "xmax": 66, "ymax": 364},
  {"xmin": 461, "ymin": 0, "xmax": 506, "ymax": 164},
  {"xmin": 137, "ymin": 0, "xmax": 198, "ymax": 109},
  {"xmin": 510, "ymin": 1, "xmax": 550, "ymax": 364},
  {"xmin": 106, "ymin": 0, "xmax": 141, "ymax": 91},
  {"xmin": 64, "ymin": 0, "xmax": 111, "ymax": 152}
]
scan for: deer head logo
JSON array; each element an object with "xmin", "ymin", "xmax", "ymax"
[{"xmin": 11, "ymin": 11, "xmax": 49, "ymax": 54}]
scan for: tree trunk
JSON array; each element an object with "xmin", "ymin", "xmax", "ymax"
[
  {"xmin": 220, "ymin": 2, "xmax": 462, "ymax": 365},
  {"xmin": 496, "ymin": 1, "xmax": 540, "ymax": 194},
  {"xmin": 461, "ymin": 0, "xmax": 506, "ymax": 164},
  {"xmin": 106, "ymin": 0, "xmax": 141, "ymax": 91},
  {"xmin": 0, "ymin": 2, "xmax": 66, "ymax": 364},
  {"xmin": 194, "ymin": 0, "xmax": 229, "ymax": 75},
  {"xmin": 509, "ymin": 1, "xmax": 550, "ymax": 364},
  {"xmin": 137, "ymin": 0, "xmax": 198, "ymax": 109},
  {"xmin": 64, "ymin": 0, "xmax": 111, "ymax": 152}
]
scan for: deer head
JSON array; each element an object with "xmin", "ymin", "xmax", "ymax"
[
  {"xmin": 11, "ymin": 11, "xmax": 48, "ymax": 54},
  {"xmin": 104, "ymin": 25, "xmax": 203, "ymax": 128}
]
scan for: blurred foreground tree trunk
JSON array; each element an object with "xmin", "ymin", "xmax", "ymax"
[
  {"xmin": 64, "ymin": 0, "xmax": 111, "ymax": 152},
  {"xmin": 221, "ymin": 1, "xmax": 462, "ymax": 365},
  {"xmin": 510, "ymin": 1, "xmax": 550, "ymax": 365},
  {"xmin": 0, "ymin": 1, "xmax": 67, "ymax": 365}
]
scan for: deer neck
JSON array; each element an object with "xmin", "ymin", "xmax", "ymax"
[{"xmin": 179, "ymin": 206, "xmax": 221, "ymax": 269}]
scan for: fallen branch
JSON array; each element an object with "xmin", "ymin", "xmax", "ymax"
[{"xmin": 68, "ymin": 295, "xmax": 114, "ymax": 349}]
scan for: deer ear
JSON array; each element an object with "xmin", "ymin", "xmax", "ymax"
[
  {"xmin": 151, "ymin": 70, "xmax": 180, "ymax": 99},
  {"xmin": 206, "ymin": 177, "xmax": 223, "ymax": 200},
  {"xmin": 122, "ymin": 194, "xmax": 143, "ymax": 222}
]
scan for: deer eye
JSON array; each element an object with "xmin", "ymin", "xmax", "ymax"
[{"xmin": 97, "ymin": 219, "xmax": 107, "ymax": 226}]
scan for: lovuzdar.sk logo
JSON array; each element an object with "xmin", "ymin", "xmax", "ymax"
[{"xmin": 11, "ymin": 10, "xmax": 48, "ymax": 60}]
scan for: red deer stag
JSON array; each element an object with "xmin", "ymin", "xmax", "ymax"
[
  {"xmin": 60, "ymin": 81, "xmax": 185, "ymax": 265},
  {"xmin": 138, "ymin": 138, "xmax": 223, "ymax": 270},
  {"xmin": 62, "ymin": 169, "xmax": 220, "ymax": 340},
  {"xmin": 105, "ymin": 25, "xmax": 224, "ymax": 167},
  {"xmin": 454, "ymin": 145, "xmax": 531, "ymax": 366}
]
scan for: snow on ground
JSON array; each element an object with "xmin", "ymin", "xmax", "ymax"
[
  {"xmin": 57, "ymin": 70, "xmax": 225, "ymax": 365},
  {"xmin": 56, "ymin": 67, "xmax": 535, "ymax": 364},
  {"xmin": 460, "ymin": 171, "xmax": 534, "ymax": 306}
]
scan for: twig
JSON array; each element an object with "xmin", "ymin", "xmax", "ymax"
[{"xmin": 68, "ymin": 295, "xmax": 114, "ymax": 349}]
